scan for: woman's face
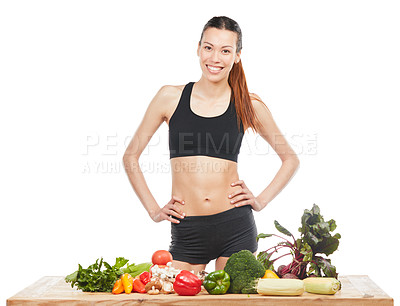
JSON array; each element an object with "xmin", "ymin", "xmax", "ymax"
[{"xmin": 197, "ymin": 27, "xmax": 241, "ymax": 83}]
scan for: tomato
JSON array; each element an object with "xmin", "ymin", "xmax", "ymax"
[{"xmin": 151, "ymin": 250, "xmax": 173, "ymax": 265}]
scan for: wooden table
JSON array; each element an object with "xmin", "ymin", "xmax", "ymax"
[{"xmin": 7, "ymin": 275, "xmax": 393, "ymax": 305}]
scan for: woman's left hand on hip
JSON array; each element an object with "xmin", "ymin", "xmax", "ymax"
[{"xmin": 229, "ymin": 180, "xmax": 264, "ymax": 212}]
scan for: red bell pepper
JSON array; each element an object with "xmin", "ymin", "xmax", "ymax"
[
  {"xmin": 173, "ymin": 270, "xmax": 202, "ymax": 296},
  {"xmin": 139, "ymin": 271, "xmax": 151, "ymax": 285},
  {"xmin": 133, "ymin": 278, "xmax": 146, "ymax": 293}
]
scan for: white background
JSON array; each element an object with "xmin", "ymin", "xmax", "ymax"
[{"xmin": 1, "ymin": 0, "xmax": 399, "ymax": 305}]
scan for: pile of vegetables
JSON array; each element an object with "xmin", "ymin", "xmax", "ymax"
[
  {"xmin": 257, "ymin": 204, "xmax": 340, "ymax": 279},
  {"xmin": 65, "ymin": 257, "xmax": 152, "ymax": 292},
  {"xmin": 65, "ymin": 250, "xmax": 205, "ymax": 296},
  {"xmin": 221, "ymin": 249, "xmax": 340, "ymax": 296},
  {"xmin": 220, "ymin": 248, "xmax": 340, "ymax": 296},
  {"xmin": 64, "ymin": 204, "xmax": 342, "ymax": 297}
]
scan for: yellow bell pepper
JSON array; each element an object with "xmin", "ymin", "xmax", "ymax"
[
  {"xmin": 262, "ymin": 270, "xmax": 280, "ymax": 279},
  {"xmin": 121, "ymin": 273, "xmax": 134, "ymax": 293}
]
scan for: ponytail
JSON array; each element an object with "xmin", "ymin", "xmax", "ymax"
[{"xmin": 228, "ymin": 60, "xmax": 265, "ymax": 133}]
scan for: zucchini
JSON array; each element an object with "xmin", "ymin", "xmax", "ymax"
[
  {"xmin": 303, "ymin": 277, "xmax": 341, "ymax": 295},
  {"xmin": 256, "ymin": 278, "xmax": 304, "ymax": 296}
]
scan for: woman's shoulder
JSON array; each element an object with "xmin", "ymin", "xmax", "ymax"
[
  {"xmin": 157, "ymin": 84, "xmax": 186, "ymax": 99},
  {"xmin": 150, "ymin": 84, "xmax": 186, "ymax": 109},
  {"xmin": 249, "ymin": 92, "xmax": 271, "ymax": 115},
  {"xmin": 249, "ymin": 92, "xmax": 262, "ymax": 101},
  {"xmin": 153, "ymin": 84, "xmax": 188, "ymax": 122}
]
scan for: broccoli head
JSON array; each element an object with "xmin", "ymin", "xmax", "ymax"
[{"xmin": 224, "ymin": 250, "xmax": 265, "ymax": 294}]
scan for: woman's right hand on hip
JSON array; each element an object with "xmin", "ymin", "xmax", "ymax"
[{"xmin": 151, "ymin": 196, "xmax": 185, "ymax": 224}]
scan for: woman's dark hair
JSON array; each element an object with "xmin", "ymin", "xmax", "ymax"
[
  {"xmin": 199, "ymin": 16, "xmax": 243, "ymax": 53},
  {"xmin": 199, "ymin": 16, "xmax": 266, "ymax": 133}
]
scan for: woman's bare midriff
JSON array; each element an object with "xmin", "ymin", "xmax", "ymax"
[{"xmin": 170, "ymin": 155, "xmax": 241, "ymax": 216}]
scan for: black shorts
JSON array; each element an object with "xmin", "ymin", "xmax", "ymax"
[{"xmin": 169, "ymin": 205, "xmax": 258, "ymax": 264}]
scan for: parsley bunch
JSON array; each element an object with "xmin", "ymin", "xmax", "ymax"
[{"xmin": 65, "ymin": 257, "xmax": 128, "ymax": 292}]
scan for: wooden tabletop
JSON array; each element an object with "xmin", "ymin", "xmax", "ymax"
[{"xmin": 7, "ymin": 275, "xmax": 394, "ymax": 306}]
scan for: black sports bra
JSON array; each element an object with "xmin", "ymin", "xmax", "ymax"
[{"xmin": 168, "ymin": 82, "xmax": 244, "ymax": 162}]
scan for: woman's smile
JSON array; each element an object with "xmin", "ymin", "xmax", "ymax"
[{"xmin": 206, "ymin": 64, "xmax": 224, "ymax": 73}]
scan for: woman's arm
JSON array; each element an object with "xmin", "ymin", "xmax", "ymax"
[
  {"xmin": 123, "ymin": 85, "xmax": 185, "ymax": 223},
  {"xmin": 250, "ymin": 93, "xmax": 300, "ymax": 210}
]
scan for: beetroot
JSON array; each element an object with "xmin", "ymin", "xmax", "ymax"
[
  {"xmin": 256, "ymin": 204, "xmax": 340, "ymax": 280},
  {"xmin": 281, "ymin": 273, "xmax": 298, "ymax": 279},
  {"xmin": 277, "ymin": 265, "xmax": 286, "ymax": 277}
]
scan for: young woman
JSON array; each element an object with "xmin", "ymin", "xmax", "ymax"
[{"xmin": 123, "ymin": 16, "xmax": 299, "ymax": 273}]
